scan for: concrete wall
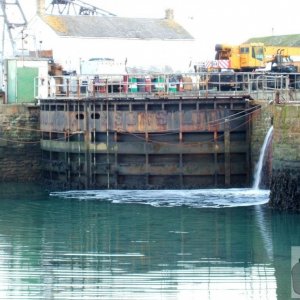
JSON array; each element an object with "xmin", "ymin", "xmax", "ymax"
[
  {"xmin": 0, "ymin": 104, "xmax": 42, "ymax": 182},
  {"xmin": 269, "ymin": 104, "xmax": 300, "ymax": 210}
]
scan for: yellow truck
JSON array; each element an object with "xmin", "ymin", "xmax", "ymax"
[{"xmin": 215, "ymin": 42, "xmax": 300, "ymax": 72}]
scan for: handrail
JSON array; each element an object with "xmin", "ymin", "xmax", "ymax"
[{"xmin": 35, "ymin": 71, "xmax": 300, "ymax": 101}]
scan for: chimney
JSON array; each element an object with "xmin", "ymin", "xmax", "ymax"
[
  {"xmin": 37, "ymin": 0, "xmax": 45, "ymax": 16},
  {"xmin": 165, "ymin": 9, "xmax": 174, "ymax": 20}
]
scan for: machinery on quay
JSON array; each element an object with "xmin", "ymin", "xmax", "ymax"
[
  {"xmin": 214, "ymin": 42, "xmax": 300, "ymax": 72},
  {"xmin": 205, "ymin": 42, "xmax": 300, "ymax": 90}
]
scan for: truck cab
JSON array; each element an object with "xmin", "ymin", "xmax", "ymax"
[
  {"xmin": 215, "ymin": 43, "xmax": 266, "ymax": 71},
  {"xmin": 239, "ymin": 43, "xmax": 265, "ymax": 71}
]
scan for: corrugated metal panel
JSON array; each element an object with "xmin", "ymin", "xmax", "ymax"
[{"xmin": 42, "ymin": 15, "xmax": 194, "ymax": 40}]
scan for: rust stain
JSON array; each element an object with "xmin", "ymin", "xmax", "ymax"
[
  {"xmin": 156, "ymin": 111, "xmax": 167, "ymax": 126},
  {"xmin": 182, "ymin": 111, "xmax": 193, "ymax": 125},
  {"xmin": 100, "ymin": 112, "xmax": 107, "ymax": 128},
  {"xmin": 127, "ymin": 112, "xmax": 137, "ymax": 126},
  {"xmin": 137, "ymin": 113, "xmax": 146, "ymax": 132},
  {"xmin": 114, "ymin": 111, "xmax": 123, "ymax": 131}
]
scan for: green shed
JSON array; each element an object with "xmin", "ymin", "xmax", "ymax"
[{"xmin": 5, "ymin": 58, "xmax": 49, "ymax": 104}]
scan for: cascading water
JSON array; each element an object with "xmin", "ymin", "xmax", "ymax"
[
  {"xmin": 253, "ymin": 126, "xmax": 274, "ymax": 190},
  {"xmin": 252, "ymin": 126, "xmax": 274, "ymax": 263}
]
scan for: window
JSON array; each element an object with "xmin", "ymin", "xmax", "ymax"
[
  {"xmin": 252, "ymin": 46, "xmax": 264, "ymax": 61},
  {"xmin": 241, "ymin": 47, "xmax": 249, "ymax": 54}
]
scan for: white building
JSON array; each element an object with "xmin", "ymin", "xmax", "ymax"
[{"xmin": 24, "ymin": 0, "xmax": 195, "ymax": 73}]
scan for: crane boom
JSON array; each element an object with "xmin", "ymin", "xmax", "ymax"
[
  {"xmin": 0, "ymin": 0, "xmax": 27, "ymax": 56},
  {"xmin": 46, "ymin": 0, "xmax": 116, "ymax": 16},
  {"xmin": 0, "ymin": 0, "xmax": 28, "ymax": 89}
]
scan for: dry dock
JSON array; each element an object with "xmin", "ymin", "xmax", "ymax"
[
  {"xmin": 2, "ymin": 70, "xmax": 300, "ymax": 212},
  {"xmin": 40, "ymin": 95, "xmax": 255, "ymax": 189}
]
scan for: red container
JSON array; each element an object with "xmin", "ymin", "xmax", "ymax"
[
  {"xmin": 145, "ymin": 76, "xmax": 151, "ymax": 92},
  {"xmin": 98, "ymin": 79, "xmax": 106, "ymax": 93},
  {"xmin": 123, "ymin": 75, "xmax": 129, "ymax": 93}
]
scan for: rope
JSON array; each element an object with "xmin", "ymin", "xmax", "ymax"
[
  {"xmin": 103, "ymin": 105, "xmax": 261, "ymax": 146},
  {"xmin": 0, "ymin": 104, "xmax": 260, "ymax": 145},
  {"xmin": 0, "ymin": 137, "xmax": 41, "ymax": 144},
  {"xmin": 0, "ymin": 131, "xmax": 83, "ymax": 144}
]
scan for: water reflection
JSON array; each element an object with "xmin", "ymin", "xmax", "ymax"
[{"xmin": 0, "ymin": 184, "xmax": 299, "ymax": 299}]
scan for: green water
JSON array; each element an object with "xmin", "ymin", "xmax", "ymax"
[{"xmin": 0, "ymin": 183, "xmax": 299, "ymax": 299}]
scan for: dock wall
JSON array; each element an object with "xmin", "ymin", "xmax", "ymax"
[
  {"xmin": 269, "ymin": 104, "xmax": 300, "ymax": 210},
  {"xmin": 0, "ymin": 104, "xmax": 42, "ymax": 182}
]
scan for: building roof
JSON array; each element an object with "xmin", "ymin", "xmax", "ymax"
[{"xmin": 41, "ymin": 14, "xmax": 194, "ymax": 40}]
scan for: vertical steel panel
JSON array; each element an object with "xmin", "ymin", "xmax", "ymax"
[{"xmin": 224, "ymin": 119, "xmax": 231, "ymax": 186}]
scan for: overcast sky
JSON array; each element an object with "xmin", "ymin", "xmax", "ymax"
[
  {"xmin": 23, "ymin": 0, "xmax": 300, "ymax": 58},
  {"xmin": 17, "ymin": 0, "xmax": 300, "ymax": 63},
  {"xmin": 88, "ymin": 0, "xmax": 300, "ymax": 40}
]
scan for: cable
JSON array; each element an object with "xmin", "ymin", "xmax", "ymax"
[
  {"xmin": 0, "ymin": 103, "xmax": 260, "ymax": 145},
  {"xmin": 110, "ymin": 113, "xmax": 256, "ymax": 147},
  {"xmin": 107, "ymin": 105, "xmax": 260, "ymax": 144},
  {"xmin": 0, "ymin": 137, "xmax": 41, "ymax": 144}
]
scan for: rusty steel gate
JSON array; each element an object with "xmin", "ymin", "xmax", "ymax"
[{"xmin": 40, "ymin": 96, "xmax": 256, "ymax": 190}]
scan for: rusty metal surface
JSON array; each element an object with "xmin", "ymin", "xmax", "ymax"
[{"xmin": 40, "ymin": 96, "xmax": 255, "ymax": 190}]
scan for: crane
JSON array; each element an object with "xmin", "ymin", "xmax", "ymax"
[
  {"xmin": 214, "ymin": 42, "xmax": 300, "ymax": 72},
  {"xmin": 46, "ymin": 0, "xmax": 116, "ymax": 16},
  {"xmin": 0, "ymin": 0, "xmax": 116, "ymax": 84},
  {"xmin": 0, "ymin": 0, "xmax": 27, "ymax": 56},
  {"xmin": 0, "ymin": 0, "xmax": 27, "ymax": 89}
]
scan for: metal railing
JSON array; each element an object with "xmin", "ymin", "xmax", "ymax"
[{"xmin": 34, "ymin": 72, "xmax": 300, "ymax": 101}]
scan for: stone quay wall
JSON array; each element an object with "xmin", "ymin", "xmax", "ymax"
[
  {"xmin": 269, "ymin": 104, "xmax": 300, "ymax": 210},
  {"xmin": 0, "ymin": 104, "xmax": 42, "ymax": 183}
]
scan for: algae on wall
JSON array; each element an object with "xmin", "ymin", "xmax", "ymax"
[
  {"xmin": 269, "ymin": 104, "xmax": 300, "ymax": 210},
  {"xmin": 272, "ymin": 105, "xmax": 300, "ymax": 164},
  {"xmin": 0, "ymin": 104, "xmax": 42, "ymax": 182}
]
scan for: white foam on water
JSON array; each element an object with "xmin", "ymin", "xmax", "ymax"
[{"xmin": 50, "ymin": 188, "xmax": 270, "ymax": 208}]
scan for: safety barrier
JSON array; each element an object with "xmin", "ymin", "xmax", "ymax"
[{"xmin": 35, "ymin": 72, "xmax": 300, "ymax": 101}]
